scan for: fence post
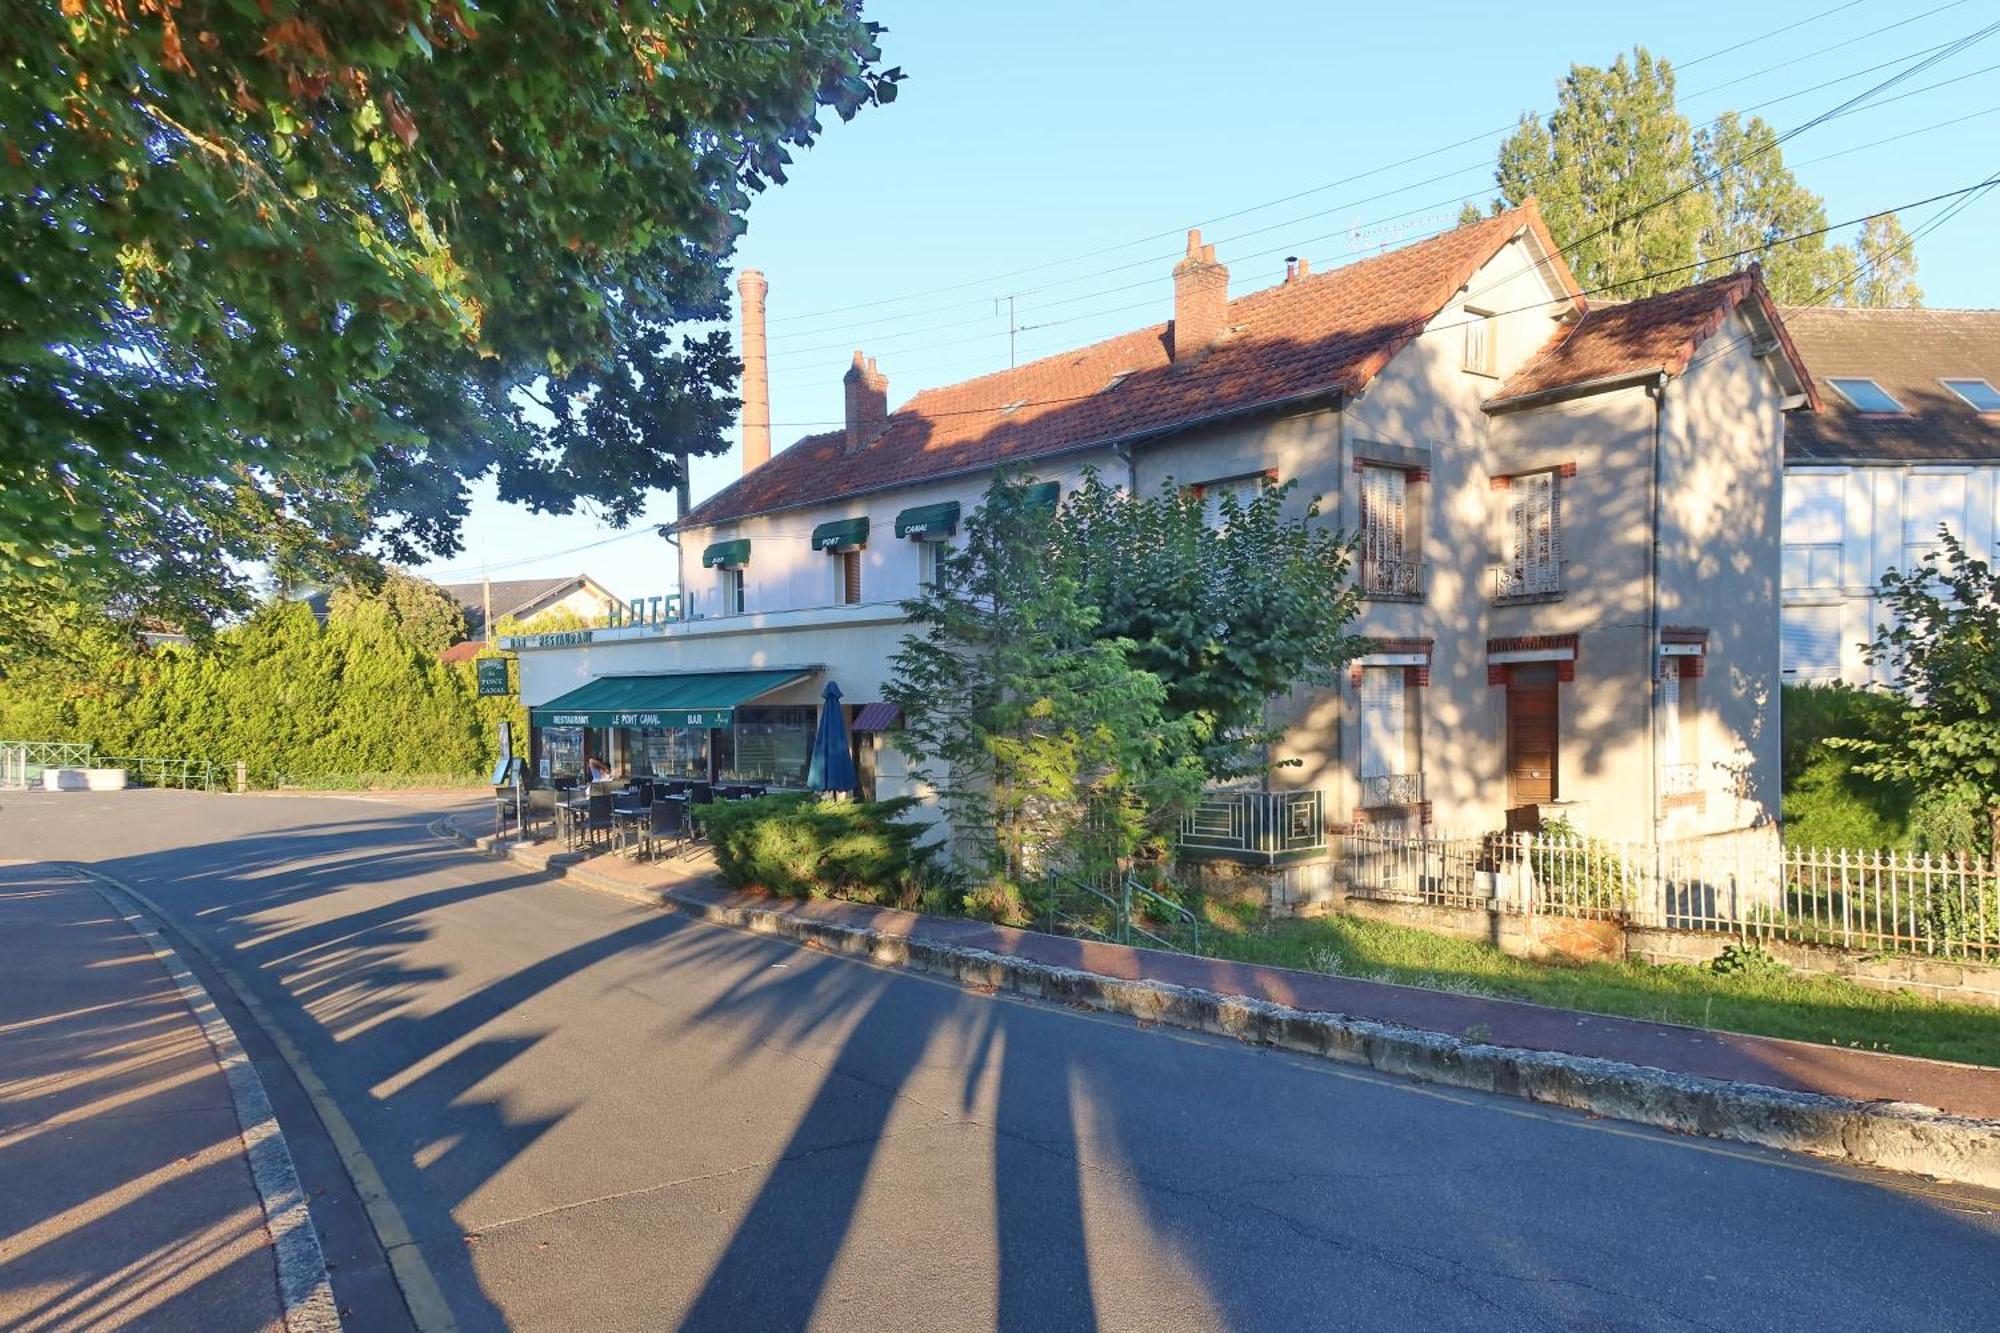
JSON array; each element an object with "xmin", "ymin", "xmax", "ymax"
[
  {"xmin": 234, "ymin": 760, "xmax": 247, "ymax": 794},
  {"xmin": 1518, "ymin": 832, "xmax": 1536, "ymax": 915}
]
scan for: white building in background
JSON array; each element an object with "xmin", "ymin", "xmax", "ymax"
[{"xmin": 1780, "ymin": 309, "xmax": 2000, "ymax": 686}]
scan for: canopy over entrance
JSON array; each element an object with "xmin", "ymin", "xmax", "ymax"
[{"xmin": 530, "ymin": 668, "xmax": 813, "ymax": 730}]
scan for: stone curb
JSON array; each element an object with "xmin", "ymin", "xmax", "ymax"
[{"xmin": 440, "ymin": 821, "xmax": 2000, "ymax": 1190}]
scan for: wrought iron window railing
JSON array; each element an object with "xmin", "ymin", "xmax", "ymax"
[
  {"xmin": 1493, "ymin": 561, "xmax": 1563, "ymax": 601},
  {"xmin": 1660, "ymin": 761, "xmax": 1702, "ymax": 798},
  {"xmin": 1359, "ymin": 771, "xmax": 1425, "ymax": 808},
  {"xmin": 1359, "ymin": 556, "xmax": 1423, "ymax": 598}
]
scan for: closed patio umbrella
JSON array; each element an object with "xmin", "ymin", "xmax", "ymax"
[{"xmin": 806, "ymin": 680, "xmax": 858, "ymax": 794}]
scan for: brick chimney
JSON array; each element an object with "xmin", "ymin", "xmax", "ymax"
[
  {"xmin": 737, "ymin": 269, "xmax": 771, "ymax": 475},
  {"xmin": 1172, "ymin": 228, "xmax": 1229, "ymax": 362},
  {"xmin": 843, "ymin": 350, "xmax": 887, "ymax": 454}
]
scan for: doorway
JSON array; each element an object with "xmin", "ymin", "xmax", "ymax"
[{"xmin": 1505, "ymin": 663, "xmax": 1559, "ymax": 829}]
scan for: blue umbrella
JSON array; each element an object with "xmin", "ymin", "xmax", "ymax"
[{"xmin": 807, "ymin": 679, "xmax": 859, "ymax": 794}]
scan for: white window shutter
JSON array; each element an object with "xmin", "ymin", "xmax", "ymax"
[
  {"xmin": 1358, "ymin": 667, "xmax": 1406, "ymax": 779},
  {"xmin": 1781, "ymin": 606, "xmax": 1840, "ymax": 676},
  {"xmin": 1659, "ymin": 667, "xmax": 1681, "ymax": 766}
]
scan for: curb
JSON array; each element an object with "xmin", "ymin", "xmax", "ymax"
[{"xmin": 440, "ymin": 822, "xmax": 2000, "ymax": 1191}]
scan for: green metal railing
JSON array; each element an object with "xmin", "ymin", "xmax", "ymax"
[
  {"xmin": 1042, "ymin": 868, "xmax": 1202, "ymax": 954},
  {"xmin": 1, "ymin": 741, "xmax": 92, "ymax": 789}
]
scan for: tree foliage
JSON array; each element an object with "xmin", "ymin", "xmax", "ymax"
[
  {"xmin": 1835, "ymin": 530, "xmax": 2000, "ymax": 859},
  {"xmin": 1492, "ymin": 48, "xmax": 1918, "ymax": 304},
  {"xmin": 1, "ymin": 2, "xmax": 901, "ymax": 631}
]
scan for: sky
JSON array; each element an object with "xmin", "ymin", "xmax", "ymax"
[{"xmin": 409, "ymin": 0, "xmax": 2000, "ymax": 598}]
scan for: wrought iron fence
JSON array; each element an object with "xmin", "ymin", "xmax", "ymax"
[
  {"xmin": 96, "ymin": 757, "xmax": 223, "ymax": 791},
  {"xmin": 1358, "ymin": 557, "xmax": 1423, "ymax": 599},
  {"xmin": 1359, "ymin": 771, "xmax": 1424, "ymax": 809},
  {"xmin": 1040, "ymin": 869, "xmax": 1201, "ymax": 953},
  {"xmin": 1492, "ymin": 561, "xmax": 1563, "ymax": 601},
  {"xmin": 1339, "ymin": 827, "xmax": 2000, "ymax": 960},
  {"xmin": 1177, "ymin": 788, "xmax": 1327, "ymax": 862}
]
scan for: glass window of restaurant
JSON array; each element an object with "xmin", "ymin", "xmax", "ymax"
[
  {"xmin": 621, "ymin": 725, "xmax": 708, "ymax": 780},
  {"xmin": 724, "ymin": 706, "xmax": 817, "ymax": 786},
  {"xmin": 540, "ymin": 726, "xmax": 584, "ymax": 783}
]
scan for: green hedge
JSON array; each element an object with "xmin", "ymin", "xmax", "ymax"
[
  {"xmin": 699, "ymin": 793, "xmax": 939, "ymax": 905},
  {"xmin": 1780, "ymin": 683, "xmax": 1912, "ymax": 849}
]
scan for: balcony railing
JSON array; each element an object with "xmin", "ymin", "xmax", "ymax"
[
  {"xmin": 1177, "ymin": 788, "xmax": 1327, "ymax": 863},
  {"xmin": 1660, "ymin": 761, "xmax": 1703, "ymax": 798},
  {"xmin": 1493, "ymin": 561, "xmax": 1564, "ymax": 602},
  {"xmin": 1358, "ymin": 556, "xmax": 1424, "ymax": 599},
  {"xmin": 1359, "ymin": 771, "xmax": 1425, "ymax": 809}
]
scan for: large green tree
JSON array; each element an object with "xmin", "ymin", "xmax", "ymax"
[
  {"xmin": 1, "ymin": 2, "xmax": 900, "ymax": 636},
  {"xmin": 1843, "ymin": 213, "xmax": 1925, "ymax": 309},
  {"xmin": 1695, "ymin": 112, "xmax": 1848, "ymax": 304}
]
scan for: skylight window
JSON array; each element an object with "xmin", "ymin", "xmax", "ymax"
[
  {"xmin": 1941, "ymin": 378, "xmax": 2000, "ymax": 413},
  {"xmin": 998, "ymin": 399, "xmax": 1027, "ymax": 416},
  {"xmin": 1102, "ymin": 371, "xmax": 1131, "ymax": 392},
  {"xmin": 1827, "ymin": 378, "xmax": 1906, "ymax": 414}
]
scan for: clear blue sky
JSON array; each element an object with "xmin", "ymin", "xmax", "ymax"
[{"xmin": 411, "ymin": 0, "xmax": 2000, "ymax": 596}]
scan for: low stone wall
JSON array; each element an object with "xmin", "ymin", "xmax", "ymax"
[{"xmin": 1630, "ymin": 927, "xmax": 2000, "ymax": 1009}]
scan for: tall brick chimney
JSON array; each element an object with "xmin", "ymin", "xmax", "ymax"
[
  {"xmin": 843, "ymin": 350, "xmax": 887, "ymax": 454},
  {"xmin": 1172, "ymin": 228, "xmax": 1229, "ymax": 363},
  {"xmin": 737, "ymin": 268, "xmax": 771, "ymax": 475}
]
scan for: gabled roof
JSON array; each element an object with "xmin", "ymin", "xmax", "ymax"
[
  {"xmin": 681, "ymin": 203, "xmax": 1580, "ymax": 528},
  {"xmin": 1488, "ymin": 267, "xmax": 1817, "ymax": 412},
  {"xmin": 435, "ymin": 575, "xmax": 609, "ymax": 631},
  {"xmin": 1779, "ymin": 307, "xmax": 2000, "ymax": 463}
]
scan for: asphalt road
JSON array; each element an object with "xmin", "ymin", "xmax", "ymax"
[{"xmin": 5, "ymin": 789, "xmax": 1998, "ymax": 1332}]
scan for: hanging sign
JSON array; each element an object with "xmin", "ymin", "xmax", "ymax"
[{"xmin": 477, "ymin": 657, "xmax": 512, "ymax": 696}]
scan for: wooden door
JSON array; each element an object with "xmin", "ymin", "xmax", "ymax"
[{"xmin": 1505, "ymin": 665, "xmax": 1559, "ymax": 818}]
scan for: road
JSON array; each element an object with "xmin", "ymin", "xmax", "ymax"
[{"xmin": 3, "ymin": 789, "xmax": 1998, "ymax": 1332}]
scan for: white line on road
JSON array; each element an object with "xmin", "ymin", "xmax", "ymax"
[{"xmin": 80, "ymin": 872, "xmax": 342, "ymax": 1333}]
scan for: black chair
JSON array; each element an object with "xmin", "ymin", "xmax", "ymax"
[
  {"xmin": 493, "ymin": 785, "xmax": 523, "ymax": 838},
  {"xmin": 689, "ymin": 782, "xmax": 715, "ymax": 806},
  {"xmin": 526, "ymin": 787, "xmax": 558, "ymax": 841},
  {"xmin": 641, "ymin": 799, "xmax": 686, "ymax": 860},
  {"xmin": 664, "ymin": 778, "xmax": 694, "ymax": 797},
  {"xmin": 579, "ymin": 792, "xmax": 616, "ymax": 851}
]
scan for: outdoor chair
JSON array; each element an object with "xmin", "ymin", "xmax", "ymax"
[
  {"xmin": 579, "ymin": 792, "xmax": 616, "ymax": 851},
  {"xmin": 492, "ymin": 785, "xmax": 523, "ymax": 838},
  {"xmin": 689, "ymin": 782, "xmax": 714, "ymax": 806},
  {"xmin": 641, "ymin": 799, "xmax": 687, "ymax": 860},
  {"xmin": 526, "ymin": 787, "xmax": 558, "ymax": 841}
]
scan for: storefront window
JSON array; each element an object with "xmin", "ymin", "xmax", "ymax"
[
  {"xmin": 540, "ymin": 726, "xmax": 584, "ymax": 783},
  {"xmin": 726, "ymin": 706, "xmax": 817, "ymax": 787},
  {"xmin": 626, "ymin": 726, "xmax": 707, "ymax": 779}
]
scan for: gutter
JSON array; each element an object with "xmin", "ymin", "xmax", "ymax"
[
  {"xmin": 1483, "ymin": 367, "xmax": 1665, "ymax": 415},
  {"xmin": 671, "ymin": 381, "xmax": 1352, "ymax": 532},
  {"xmin": 1647, "ymin": 372, "xmax": 1668, "ymax": 834}
]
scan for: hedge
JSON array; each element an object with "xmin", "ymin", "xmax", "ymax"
[{"xmin": 698, "ymin": 793, "xmax": 939, "ymax": 905}]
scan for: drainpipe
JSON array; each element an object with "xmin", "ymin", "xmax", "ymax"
[
  {"xmin": 1647, "ymin": 373, "xmax": 1668, "ymax": 839},
  {"xmin": 1110, "ymin": 440, "xmax": 1137, "ymax": 498}
]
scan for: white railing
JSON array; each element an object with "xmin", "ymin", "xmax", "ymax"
[
  {"xmin": 1359, "ymin": 771, "xmax": 1424, "ymax": 809},
  {"xmin": 1339, "ymin": 829, "xmax": 2000, "ymax": 961},
  {"xmin": 1660, "ymin": 762, "xmax": 1702, "ymax": 798}
]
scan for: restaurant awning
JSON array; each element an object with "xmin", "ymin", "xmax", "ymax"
[
  {"xmin": 894, "ymin": 501, "xmax": 959, "ymax": 540},
  {"xmin": 702, "ymin": 538, "xmax": 751, "ymax": 569},
  {"xmin": 811, "ymin": 516, "xmax": 870, "ymax": 551},
  {"xmin": 530, "ymin": 668, "xmax": 812, "ymax": 730}
]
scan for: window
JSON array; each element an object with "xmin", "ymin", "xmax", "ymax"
[
  {"xmin": 1463, "ymin": 307, "xmax": 1496, "ymax": 375},
  {"xmin": 718, "ymin": 566, "xmax": 745, "ymax": 616},
  {"xmin": 917, "ymin": 539, "xmax": 943, "ymax": 589},
  {"xmin": 839, "ymin": 548, "xmax": 863, "ymax": 604},
  {"xmin": 1659, "ymin": 659, "xmax": 1700, "ymax": 798},
  {"xmin": 1358, "ymin": 464, "xmax": 1419, "ymax": 597},
  {"xmin": 1782, "ymin": 473, "xmax": 1844, "ymax": 591},
  {"xmin": 1195, "ymin": 473, "xmax": 1265, "ymax": 529},
  {"xmin": 1826, "ymin": 377, "xmax": 1906, "ymax": 414},
  {"xmin": 1941, "ymin": 378, "xmax": 2000, "ymax": 413},
  {"xmin": 1781, "ymin": 605, "xmax": 1842, "ymax": 679},
  {"xmin": 726, "ymin": 706, "xmax": 818, "ymax": 786},
  {"xmin": 1499, "ymin": 470, "xmax": 1562, "ymax": 599},
  {"xmin": 1902, "ymin": 473, "xmax": 1965, "ymax": 570},
  {"xmin": 1356, "ymin": 666, "xmax": 1409, "ymax": 791}
]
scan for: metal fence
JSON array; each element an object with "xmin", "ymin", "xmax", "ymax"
[
  {"xmin": 1177, "ymin": 788, "xmax": 1327, "ymax": 863},
  {"xmin": 1339, "ymin": 827, "xmax": 2000, "ymax": 961},
  {"xmin": 0, "ymin": 741, "xmax": 93, "ymax": 789}
]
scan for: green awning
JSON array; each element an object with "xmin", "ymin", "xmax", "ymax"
[
  {"xmin": 531, "ymin": 668, "xmax": 811, "ymax": 730},
  {"xmin": 811, "ymin": 516, "xmax": 870, "ymax": 551},
  {"xmin": 702, "ymin": 538, "xmax": 750, "ymax": 569},
  {"xmin": 1023, "ymin": 481, "xmax": 1060, "ymax": 511},
  {"xmin": 894, "ymin": 501, "xmax": 960, "ymax": 540}
]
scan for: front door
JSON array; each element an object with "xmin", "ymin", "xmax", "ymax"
[{"xmin": 1505, "ymin": 664, "xmax": 1559, "ymax": 828}]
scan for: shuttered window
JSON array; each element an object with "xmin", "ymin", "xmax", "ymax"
[
  {"xmin": 1781, "ymin": 606, "xmax": 1842, "ymax": 678},
  {"xmin": 1659, "ymin": 667, "xmax": 1681, "ymax": 766},
  {"xmin": 1506, "ymin": 470, "xmax": 1561, "ymax": 595},
  {"xmin": 1902, "ymin": 474, "xmax": 1966, "ymax": 570},
  {"xmin": 840, "ymin": 549, "xmax": 862, "ymax": 604},
  {"xmin": 1360, "ymin": 465, "xmax": 1406, "ymax": 564},
  {"xmin": 1198, "ymin": 474, "xmax": 1263, "ymax": 530},
  {"xmin": 1357, "ymin": 666, "xmax": 1407, "ymax": 780}
]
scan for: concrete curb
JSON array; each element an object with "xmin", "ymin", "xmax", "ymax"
[{"xmin": 441, "ymin": 822, "xmax": 2000, "ymax": 1191}]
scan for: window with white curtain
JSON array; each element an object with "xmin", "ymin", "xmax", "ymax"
[
  {"xmin": 1359, "ymin": 464, "xmax": 1418, "ymax": 596},
  {"xmin": 1356, "ymin": 666, "xmax": 1407, "ymax": 781}
]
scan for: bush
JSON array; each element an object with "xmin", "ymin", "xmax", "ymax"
[
  {"xmin": 1781, "ymin": 684, "xmax": 1913, "ymax": 849},
  {"xmin": 699, "ymin": 794, "xmax": 940, "ymax": 906}
]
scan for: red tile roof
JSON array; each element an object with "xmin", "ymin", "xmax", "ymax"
[
  {"xmin": 1491, "ymin": 267, "xmax": 1818, "ymax": 410},
  {"xmin": 682, "ymin": 204, "xmax": 1579, "ymax": 528},
  {"xmin": 438, "ymin": 640, "xmax": 485, "ymax": 665}
]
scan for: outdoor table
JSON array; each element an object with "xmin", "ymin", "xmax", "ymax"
[{"xmin": 611, "ymin": 801, "xmax": 648, "ymax": 856}]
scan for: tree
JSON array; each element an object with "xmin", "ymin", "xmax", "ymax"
[
  {"xmin": 2, "ymin": 3, "xmax": 901, "ymax": 631},
  {"xmin": 1844, "ymin": 213, "xmax": 1924, "ymax": 309},
  {"xmin": 1836, "ymin": 530, "xmax": 2000, "ymax": 861},
  {"xmin": 885, "ymin": 476, "xmax": 1205, "ymax": 907},
  {"xmin": 1054, "ymin": 470, "xmax": 1363, "ymax": 781},
  {"xmin": 1695, "ymin": 112, "xmax": 1849, "ymax": 304},
  {"xmin": 327, "ymin": 570, "xmax": 466, "ymax": 657},
  {"xmin": 1496, "ymin": 48, "xmax": 1709, "ymax": 297}
]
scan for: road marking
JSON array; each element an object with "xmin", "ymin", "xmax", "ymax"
[
  {"xmin": 67, "ymin": 863, "xmax": 461, "ymax": 1333},
  {"xmin": 78, "ymin": 871, "xmax": 341, "ymax": 1333}
]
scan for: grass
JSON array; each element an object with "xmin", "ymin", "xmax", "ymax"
[{"xmin": 1193, "ymin": 911, "xmax": 2000, "ymax": 1068}]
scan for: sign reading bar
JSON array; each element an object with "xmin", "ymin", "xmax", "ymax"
[{"xmin": 477, "ymin": 657, "xmax": 512, "ymax": 696}]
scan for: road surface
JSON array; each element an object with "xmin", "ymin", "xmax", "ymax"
[{"xmin": 3, "ymin": 789, "xmax": 1997, "ymax": 1331}]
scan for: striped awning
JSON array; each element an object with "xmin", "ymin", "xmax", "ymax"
[{"xmin": 851, "ymin": 703, "xmax": 902, "ymax": 732}]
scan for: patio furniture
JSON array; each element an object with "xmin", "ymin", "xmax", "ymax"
[
  {"xmin": 579, "ymin": 792, "xmax": 616, "ymax": 851},
  {"xmin": 493, "ymin": 784, "xmax": 523, "ymax": 839},
  {"xmin": 640, "ymin": 799, "xmax": 688, "ymax": 859},
  {"xmin": 612, "ymin": 794, "xmax": 649, "ymax": 856},
  {"xmin": 526, "ymin": 787, "xmax": 558, "ymax": 841}
]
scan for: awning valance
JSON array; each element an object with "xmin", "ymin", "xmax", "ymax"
[
  {"xmin": 894, "ymin": 501, "xmax": 960, "ymax": 540},
  {"xmin": 702, "ymin": 539, "xmax": 751, "ymax": 569},
  {"xmin": 811, "ymin": 517, "xmax": 870, "ymax": 551},
  {"xmin": 531, "ymin": 668, "xmax": 811, "ymax": 730}
]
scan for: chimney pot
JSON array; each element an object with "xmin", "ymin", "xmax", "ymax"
[
  {"xmin": 737, "ymin": 268, "xmax": 771, "ymax": 475},
  {"xmin": 1172, "ymin": 230, "xmax": 1230, "ymax": 363},
  {"xmin": 843, "ymin": 349, "xmax": 888, "ymax": 454}
]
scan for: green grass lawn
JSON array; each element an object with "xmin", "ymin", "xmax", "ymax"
[{"xmin": 1194, "ymin": 912, "xmax": 2000, "ymax": 1068}]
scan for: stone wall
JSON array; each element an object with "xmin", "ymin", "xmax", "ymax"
[{"xmin": 1628, "ymin": 927, "xmax": 2000, "ymax": 1009}]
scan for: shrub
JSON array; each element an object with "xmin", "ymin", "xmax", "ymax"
[
  {"xmin": 1780, "ymin": 684, "xmax": 1913, "ymax": 849},
  {"xmin": 699, "ymin": 794, "xmax": 939, "ymax": 906},
  {"xmin": 1711, "ymin": 941, "xmax": 1788, "ymax": 979}
]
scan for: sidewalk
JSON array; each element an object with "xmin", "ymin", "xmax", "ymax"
[
  {"xmin": 456, "ymin": 817, "xmax": 2000, "ymax": 1124},
  {"xmin": 0, "ymin": 864, "xmax": 289, "ymax": 1332}
]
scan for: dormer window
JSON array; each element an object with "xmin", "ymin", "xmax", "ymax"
[
  {"xmin": 1941, "ymin": 378, "xmax": 2000, "ymax": 413},
  {"xmin": 1462, "ymin": 308, "xmax": 1496, "ymax": 376},
  {"xmin": 1827, "ymin": 378, "xmax": 1906, "ymax": 414}
]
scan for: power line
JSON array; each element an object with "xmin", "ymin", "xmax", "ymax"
[{"xmin": 758, "ymin": 0, "xmax": 1926, "ymax": 332}]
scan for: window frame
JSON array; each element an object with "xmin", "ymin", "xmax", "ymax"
[
  {"xmin": 1462, "ymin": 306, "xmax": 1497, "ymax": 376},
  {"xmin": 838, "ymin": 547, "xmax": 863, "ymax": 605},
  {"xmin": 1498, "ymin": 467, "xmax": 1563, "ymax": 599},
  {"xmin": 1190, "ymin": 470, "xmax": 1274, "ymax": 530},
  {"xmin": 1826, "ymin": 377, "xmax": 1907, "ymax": 415},
  {"xmin": 1940, "ymin": 377, "xmax": 2000, "ymax": 413},
  {"xmin": 717, "ymin": 565, "xmax": 745, "ymax": 616}
]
